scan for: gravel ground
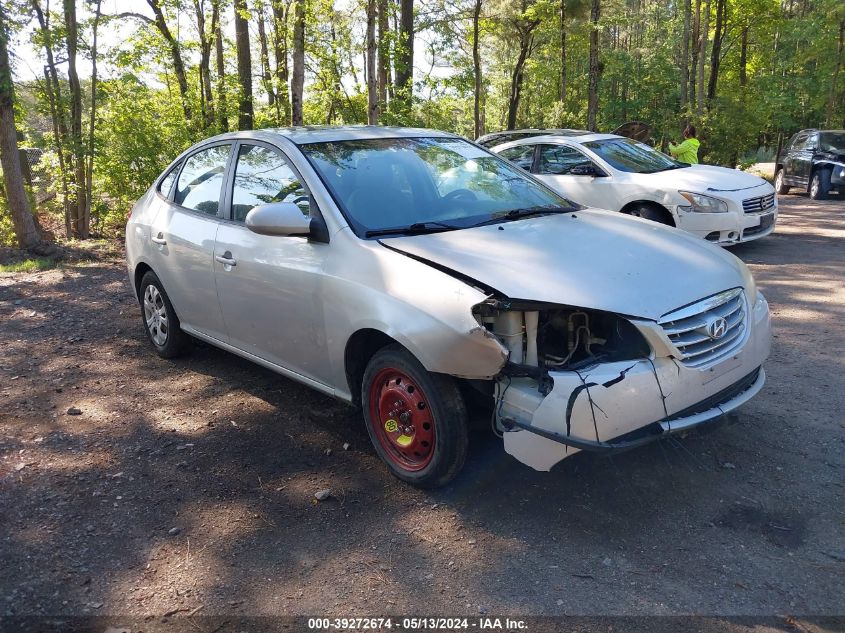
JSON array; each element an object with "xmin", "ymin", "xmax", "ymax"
[{"xmin": 0, "ymin": 194, "xmax": 843, "ymax": 631}]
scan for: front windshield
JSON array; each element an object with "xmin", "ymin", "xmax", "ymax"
[
  {"xmin": 583, "ymin": 138, "xmax": 681, "ymax": 173},
  {"xmin": 300, "ymin": 137, "xmax": 576, "ymax": 235},
  {"xmin": 819, "ymin": 132, "xmax": 845, "ymax": 153}
]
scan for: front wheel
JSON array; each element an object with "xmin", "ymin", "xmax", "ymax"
[
  {"xmin": 627, "ymin": 203, "xmax": 672, "ymax": 225},
  {"xmin": 774, "ymin": 170, "xmax": 790, "ymax": 195},
  {"xmin": 361, "ymin": 346, "xmax": 468, "ymax": 488},
  {"xmin": 809, "ymin": 169, "xmax": 831, "ymax": 200}
]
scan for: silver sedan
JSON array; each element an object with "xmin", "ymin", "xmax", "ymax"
[{"xmin": 126, "ymin": 126, "xmax": 771, "ymax": 487}]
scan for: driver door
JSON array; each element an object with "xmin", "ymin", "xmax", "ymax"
[
  {"xmin": 213, "ymin": 141, "xmax": 332, "ymax": 386},
  {"xmin": 533, "ymin": 144, "xmax": 618, "ymax": 211}
]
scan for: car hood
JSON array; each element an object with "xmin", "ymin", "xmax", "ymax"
[
  {"xmin": 819, "ymin": 150, "xmax": 845, "ymax": 161},
  {"xmin": 380, "ymin": 210, "xmax": 750, "ymax": 321},
  {"xmin": 638, "ymin": 164, "xmax": 770, "ymax": 194}
]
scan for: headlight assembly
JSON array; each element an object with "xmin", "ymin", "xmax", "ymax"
[{"xmin": 679, "ymin": 191, "xmax": 728, "ymax": 213}]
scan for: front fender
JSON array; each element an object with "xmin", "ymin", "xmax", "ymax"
[{"xmin": 321, "ymin": 232, "xmax": 508, "ymax": 399}]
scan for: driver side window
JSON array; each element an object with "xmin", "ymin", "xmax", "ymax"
[
  {"xmin": 231, "ymin": 144, "xmax": 311, "ymax": 223},
  {"xmin": 538, "ymin": 145, "xmax": 593, "ymax": 175}
]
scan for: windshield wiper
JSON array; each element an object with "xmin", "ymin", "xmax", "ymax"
[
  {"xmin": 641, "ymin": 164, "xmax": 686, "ymax": 174},
  {"xmin": 467, "ymin": 205, "xmax": 572, "ymax": 228},
  {"xmin": 365, "ymin": 221, "xmax": 460, "ymax": 238}
]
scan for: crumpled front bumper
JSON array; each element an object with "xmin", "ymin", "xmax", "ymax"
[{"xmin": 500, "ymin": 292, "xmax": 771, "ymax": 471}]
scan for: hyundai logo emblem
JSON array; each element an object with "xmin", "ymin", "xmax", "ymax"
[{"xmin": 706, "ymin": 317, "xmax": 728, "ymax": 340}]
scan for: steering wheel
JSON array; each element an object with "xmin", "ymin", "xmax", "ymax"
[{"xmin": 443, "ymin": 188, "xmax": 477, "ymax": 202}]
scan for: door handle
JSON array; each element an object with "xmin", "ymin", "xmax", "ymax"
[
  {"xmin": 215, "ymin": 252, "xmax": 237, "ymax": 267},
  {"xmin": 151, "ymin": 233, "xmax": 167, "ymax": 245}
]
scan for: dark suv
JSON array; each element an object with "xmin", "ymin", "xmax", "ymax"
[{"xmin": 775, "ymin": 129, "xmax": 845, "ymax": 200}]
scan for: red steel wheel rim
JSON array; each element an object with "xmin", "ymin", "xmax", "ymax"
[{"xmin": 367, "ymin": 368, "xmax": 436, "ymax": 471}]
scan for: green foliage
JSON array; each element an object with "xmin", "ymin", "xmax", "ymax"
[
  {"xmin": 92, "ymin": 74, "xmax": 194, "ymax": 219},
  {"xmin": 0, "ymin": 257, "xmax": 56, "ymax": 273},
  {"xmin": 2, "ymin": 0, "xmax": 841, "ymax": 249}
]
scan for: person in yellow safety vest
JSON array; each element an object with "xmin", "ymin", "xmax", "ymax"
[{"xmin": 668, "ymin": 125, "xmax": 701, "ymax": 164}]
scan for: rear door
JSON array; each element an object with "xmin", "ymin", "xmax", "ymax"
[
  {"xmin": 796, "ymin": 132, "xmax": 818, "ymax": 186},
  {"xmin": 784, "ymin": 132, "xmax": 808, "ymax": 185},
  {"xmin": 213, "ymin": 141, "xmax": 331, "ymax": 384},
  {"xmin": 148, "ymin": 143, "xmax": 232, "ymax": 341},
  {"xmin": 533, "ymin": 143, "xmax": 617, "ymax": 210}
]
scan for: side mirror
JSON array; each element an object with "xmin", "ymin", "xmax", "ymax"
[
  {"xmin": 245, "ymin": 202, "xmax": 311, "ymax": 237},
  {"xmin": 570, "ymin": 163, "xmax": 604, "ymax": 177}
]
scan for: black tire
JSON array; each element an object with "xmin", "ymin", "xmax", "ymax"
[
  {"xmin": 626, "ymin": 203, "xmax": 673, "ymax": 225},
  {"xmin": 809, "ymin": 169, "xmax": 831, "ymax": 200},
  {"xmin": 138, "ymin": 270, "xmax": 191, "ymax": 358},
  {"xmin": 361, "ymin": 345, "xmax": 468, "ymax": 488},
  {"xmin": 774, "ymin": 169, "xmax": 790, "ymax": 195}
]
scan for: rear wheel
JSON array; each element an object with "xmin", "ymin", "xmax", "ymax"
[
  {"xmin": 361, "ymin": 346, "xmax": 468, "ymax": 488},
  {"xmin": 626, "ymin": 203, "xmax": 673, "ymax": 225},
  {"xmin": 809, "ymin": 169, "xmax": 831, "ymax": 200},
  {"xmin": 139, "ymin": 270, "xmax": 191, "ymax": 358},
  {"xmin": 774, "ymin": 169, "xmax": 790, "ymax": 195}
]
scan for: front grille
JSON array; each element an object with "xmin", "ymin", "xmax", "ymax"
[
  {"xmin": 742, "ymin": 192, "xmax": 775, "ymax": 213},
  {"xmin": 658, "ymin": 288, "xmax": 747, "ymax": 369}
]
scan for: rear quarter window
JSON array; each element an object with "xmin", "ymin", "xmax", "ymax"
[{"xmin": 157, "ymin": 160, "xmax": 182, "ymax": 198}]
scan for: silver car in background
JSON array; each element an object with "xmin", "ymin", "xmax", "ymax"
[{"xmin": 126, "ymin": 126, "xmax": 772, "ymax": 487}]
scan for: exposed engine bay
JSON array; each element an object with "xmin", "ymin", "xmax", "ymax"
[{"xmin": 473, "ymin": 297, "xmax": 650, "ymax": 381}]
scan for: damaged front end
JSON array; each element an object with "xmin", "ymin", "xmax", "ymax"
[{"xmin": 473, "ymin": 290, "xmax": 770, "ymax": 471}]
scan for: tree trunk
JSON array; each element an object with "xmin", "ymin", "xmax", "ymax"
[
  {"xmin": 0, "ymin": 4, "xmax": 42, "ymax": 250},
  {"xmin": 506, "ymin": 17, "xmax": 537, "ymax": 131},
  {"xmin": 472, "ymin": 0, "xmax": 483, "ymax": 138},
  {"xmin": 214, "ymin": 1, "xmax": 228, "ymax": 132},
  {"xmin": 271, "ymin": 0, "xmax": 291, "ymax": 125},
  {"xmin": 680, "ymin": 0, "xmax": 690, "ymax": 107},
  {"xmin": 559, "ymin": 0, "xmax": 566, "ymax": 103},
  {"xmin": 147, "ymin": 0, "xmax": 192, "ymax": 122},
  {"xmin": 291, "ymin": 0, "xmax": 305, "ymax": 125},
  {"xmin": 366, "ymin": 0, "xmax": 379, "ymax": 124},
  {"xmin": 586, "ymin": 0, "xmax": 600, "ymax": 131},
  {"xmin": 257, "ymin": 2, "xmax": 275, "ymax": 108},
  {"xmin": 64, "ymin": 0, "xmax": 88, "ymax": 238},
  {"xmin": 394, "ymin": 0, "xmax": 414, "ymax": 113},
  {"xmin": 706, "ymin": 0, "xmax": 725, "ymax": 102},
  {"xmin": 695, "ymin": 0, "xmax": 710, "ymax": 116},
  {"xmin": 689, "ymin": 0, "xmax": 700, "ymax": 106},
  {"xmin": 827, "ymin": 19, "xmax": 844, "ymax": 126},
  {"xmin": 86, "ymin": 0, "xmax": 102, "ymax": 235},
  {"xmin": 739, "ymin": 26, "xmax": 748, "ymax": 87},
  {"xmin": 377, "ymin": 0, "xmax": 389, "ymax": 110},
  {"xmin": 31, "ymin": 0, "xmax": 71, "ymax": 237},
  {"xmin": 195, "ymin": 0, "xmax": 216, "ymax": 129},
  {"xmin": 234, "ymin": 0, "xmax": 254, "ymax": 130}
]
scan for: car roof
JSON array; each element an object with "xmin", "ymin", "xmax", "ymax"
[
  {"xmin": 493, "ymin": 132, "xmax": 621, "ymax": 150},
  {"xmin": 476, "ymin": 128, "xmax": 591, "ymax": 142},
  {"xmin": 201, "ymin": 125, "xmax": 460, "ymax": 146}
]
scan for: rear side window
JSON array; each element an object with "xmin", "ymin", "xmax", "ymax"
[
  {"xmin": 499, "ymin": 144, "xmax": 536, "ymax": 171},
  {"xmin": 174, "ymin": 144, "xmax": 231, "ymax": 216},
  {"xmin": 538, "ymin": 145, "xmax": 592, "ymax": 175},
  {"xmin": 158, "ymin": 160, "xmax": 181, "ymax": 197},
  {"xmin": 231, "ymin": 144, "xmax": 311, "ymax": 222},
  {"xmin": 790, "ymin": 133, "xmax": 808, "ymax": 151},
  {"xmin": 802, "ymin": 133, "xmax": 818, "ymax": 150}
]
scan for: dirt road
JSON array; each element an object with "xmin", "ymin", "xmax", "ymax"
[{"xmin": 1, "ymin": 195, "xmax": 843, "ymax": 629}]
